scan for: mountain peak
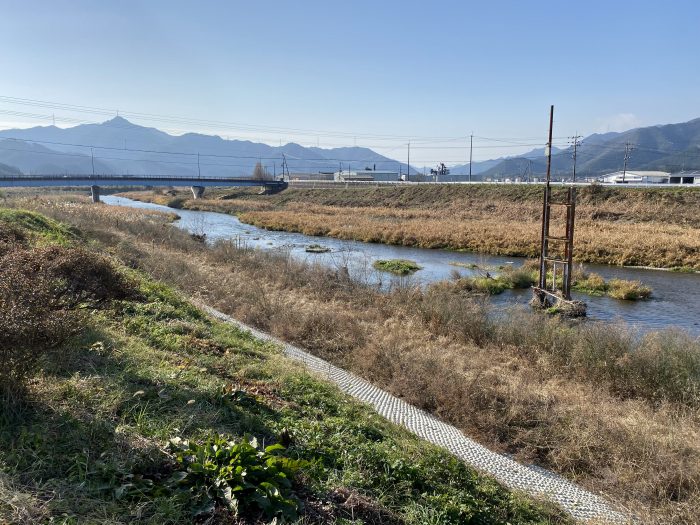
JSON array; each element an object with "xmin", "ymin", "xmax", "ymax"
[{"xmin": 103, "ymin": 116, "xmax": 136, "ymax": 127}]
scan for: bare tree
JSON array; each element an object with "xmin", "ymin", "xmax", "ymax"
[{"xmin": 252, "ymin": 162, "xmax": 270, "ymax": 180}]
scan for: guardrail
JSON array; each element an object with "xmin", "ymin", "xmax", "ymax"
[
  {"xmin": 0, "ymin": 174, "xmax": 285, "ymax": 183},
  {"xmin": 287, "ymin": 179, "xmax": 699, "ymax": 188}
]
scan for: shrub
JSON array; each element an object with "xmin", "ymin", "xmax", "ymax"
[
  {"xmin": 0, "ymin": 244, "xmax": 137, "ymax": 408},
  {"xmin": 0, "ymin": 253, "xmax": 79, "ymax": 407},
  {"xmin": 305, "ymin": 243, "xmax": 331, "ymax": 253},
  {"xmin": 6, "ymin": 245, "xmax": 138, "ymax": 308},
  {"xmin": 469, "ymin": 276, "xmax": 511, "ymax": 294},
  {"xmin": 572, "ymin": 271, "xmax": 607, "ymax": 295},
  {"xmin": 615, "ymin": 329, "xmax": 700, "ymax": 405},
  {"xmin": 499, "ymin": 265, "xmax": 537, "ymax": 289},
  {"xmin": 167, "ymin": 435, "xmax": 308, "ymax": 521},
  {"xmin": 277, "ymin": 307, "xmax": 366, "ymax": 361},
  {"xmin": 166, "ymin": 197, "xmax": 186, "ymax": 209},
  {"xmin": 445, "ymin": 275, "xmax": 512, "ymax": 295},
  {"xmin": 0, "ymin": 222, "xmax": 27, "ymax": 256},
  {"xmin": 607, "ymin": 278, "xmax": 652, "ymax": 300},
  {"xmin": 418, "ymin": 286, "xmax": 493, "ymax": 345}
]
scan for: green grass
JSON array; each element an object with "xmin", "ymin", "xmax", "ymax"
[
  {"xmin": 373, "ymin": 259, "xmax": 422, "ymax": 275},
  {"xmin": 607, "ymin": 279, "xmax": 653, "ymax": 300},
  {"xmin": 447, "ymin": 262, "xmax": 653, "ymax": 302},
  {"xmin": 449, "ymin": 261, "xmax": 480, "ymax": 269},
  {"xmin": 0, "ymin": 208, "xmax": 78, "ymax": 244},
  {"xmin": 571, "ymin": 272, "xmax": 608, "ymax": 296},
  {"xmin": 462, "ymin": 276, "xmax": 512, "ymax": 295},
  {"xmin": 0, "ymin": 209, "xmax": 568, "ymax": 524},
  {"xmin": 449, "ymin": 266, "xmax": 536, "ymax": 296},
  {"xmin": 670, "ymin": 266, "xmax": 698, "ymax": 273}
]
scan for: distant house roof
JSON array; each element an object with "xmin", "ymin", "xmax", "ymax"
[
  {"xmin": 671, "ymin": 170, "xmax": 700, "ymax": 176},
  {"xmin": 605, "ymin": 171, "xmax": 670, "ymax": 178},
  {"xmin": 602, "ymin": 171, "xmax": 671, "ymax": 183}
]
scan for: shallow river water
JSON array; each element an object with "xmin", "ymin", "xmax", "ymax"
[{"xmin": 103, "ymin": 195, "xmax": 700, "ymax": 335}]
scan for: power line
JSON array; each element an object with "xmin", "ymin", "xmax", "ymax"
[
  {"xmin": 0, "ymin": 95, "xmax": 470, "ymax": 142},
  {"xmin": 622, "ymin": 142, "xmax": 635, "ymax": 182},
  {"xmin": 0, "ymin": 95, "xmax": 592, "ymax": 152},
  {"xmin": 3, "ymin": 96, "xmax": 700, "ymax": 173}
]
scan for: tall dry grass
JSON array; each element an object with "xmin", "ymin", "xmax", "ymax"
[
  {"xmin": 13, "ymin": 193, "xmax": 700, "ymax": 523},
  {"xmin": 121, "ymin": 185, "xmax": 700, "ymax": 269}
]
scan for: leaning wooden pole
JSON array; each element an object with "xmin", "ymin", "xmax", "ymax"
[{"xmin": 538, "ymin": 105, "xmax": 554, "ymax": 291}]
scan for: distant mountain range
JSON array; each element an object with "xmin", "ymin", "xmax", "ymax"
[
  {"xmin": 445, "ymin": 146, "xmax": 564, "ymax": 177},
  {"xmin": 0, "ymin": 117, "xmax": 416, "ymax": 177},
  {"xmin": 477, "ymin": 119, "xmax": 700, "ymax": 180},
  {"xmin": 1, "ymin": 116, "xmax": 699, "ymax": 179}
]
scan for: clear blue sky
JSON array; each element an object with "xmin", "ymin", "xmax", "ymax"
[{"xmin": 1, "ymin": 0, "xmax": 699, "ymax": 166}]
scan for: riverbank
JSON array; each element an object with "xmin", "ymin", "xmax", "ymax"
[
  {"xmin": 0, "ymin": 203, "xmax": 567, "ymax": 524},
  {"xmin": 11, "ymin": 192, "xmax": 700, "ymax": 523},
  {"xmin": 120, "ymin": 184, "xmax": 700, "ymax": 270}
]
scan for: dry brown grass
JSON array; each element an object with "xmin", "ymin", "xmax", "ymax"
[
  {"xmin": 121, "ymin": 185, "xmax": 700, "ymax": 269},
  {"xmin": 14, "ymin": 193, "xmax": 700, "ymax": 523}
]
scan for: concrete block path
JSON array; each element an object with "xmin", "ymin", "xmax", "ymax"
[{"xmin": 203, "ymin": 305, "xmax": 629, "ymax": 523}]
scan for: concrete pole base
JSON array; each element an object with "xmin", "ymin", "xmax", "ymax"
[{"xmin": 90, "ymin": 185, "xmax": 101, "ymax": 203}]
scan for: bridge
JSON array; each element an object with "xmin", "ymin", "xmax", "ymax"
[{"xmin": 0, "ymin": 174, "xmax": 288, "ymax": 202}]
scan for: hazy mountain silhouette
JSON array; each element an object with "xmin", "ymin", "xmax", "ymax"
[
  {"xmin": 0, "ymin": 139, "xmax": 112, "ymax": 175},
  {"xmin": 2, "ymin": 116, "xmax": 699, "ymax": 179},
  {"xmin": 480, "ymin": 118, "xmax": 700, "ymax": 179},
  {"xmin": 0, "ymin": 117, "xmax": 416, "ymax": 176}
]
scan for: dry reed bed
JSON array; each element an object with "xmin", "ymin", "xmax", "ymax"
[
  {"xmin": 14, "ymin": 194, "xmax": 700, "ymax": 524},
  {"xmin": 121, "ymin": 185, "xmax": 700, "ymax": 269},
  {"xmin": 237, "ymin": 205, "xmax": 700, "ymax": 268}
]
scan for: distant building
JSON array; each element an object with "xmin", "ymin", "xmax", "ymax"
[
  {"xmin": 288, "ymin": 172, "xmax": 334, "ymax": 181},
  {"xmin": 601, "ymin": 171, "xmax": 670, "ymax": 184},
  {"xmin": 669, "ymin": 171, "xmax": 700, "ymax": 184},
  {"xmin": 334, "ymin": 169, "xmax": 399, "ymax": 182}
]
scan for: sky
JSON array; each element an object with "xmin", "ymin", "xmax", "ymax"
[{"xmin": 1, "ymin": 0, "xmax": 700, "ymax": 167}]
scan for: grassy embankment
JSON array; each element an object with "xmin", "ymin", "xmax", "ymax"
[
  {"xmin": 0, "ymin": 205, "xmax": 567, "ymax": 524},
  {"xmin": 8, "ymin": 192, "xmax": 700, "ymax": 524},
  {"xmin": 123, "ymin": 184, "xmax": 700, "ymax": 270}
]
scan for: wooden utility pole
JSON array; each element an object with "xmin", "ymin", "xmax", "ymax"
[
  {"xmin": 538, "ymin": 105, "xmax": 555, "ymax": 291},
  {"xmin": 469, "ymin": 133, "xmax": 473, "ymax": 182},
  {"xmin": 407, "ymin": 141, "xmax": 410, "ymax": 182}
]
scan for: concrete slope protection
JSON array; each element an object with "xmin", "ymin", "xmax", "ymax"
[{"xmin": 203, "ymin": 305, "xmax": 629, "ymax": 523}]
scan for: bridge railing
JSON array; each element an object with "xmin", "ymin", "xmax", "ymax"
[{"xmin": 0, "ymin": 174, "xmax": 286, "ymax": 183}]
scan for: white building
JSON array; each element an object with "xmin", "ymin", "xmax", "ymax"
[
  {"xmin": 334, "ymin": 169, "xmax": 399, "ymax": 182},
  {"xmin": 602, "ymin": 171, "xmax": 670, "ymax": 184},
  {"xmin": 669, "ymin": 171, "xmax": 700, "ymax": 184}
]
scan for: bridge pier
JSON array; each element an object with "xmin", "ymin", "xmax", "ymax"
[
  {"xmin": 90, "ymin": 185, "xmax": 101, "ymax": 203},
  {"xmin": 259, "ymin": 181, "xmax": 288, "ymax": 195},
  {"xmin": 191, "ymin": 185, "xmax": 205, "ymax": 199}
]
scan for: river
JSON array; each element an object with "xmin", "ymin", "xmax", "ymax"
[{"xmin": 103, "ymin": 195, "xmax": 700, "ymax": 335}]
